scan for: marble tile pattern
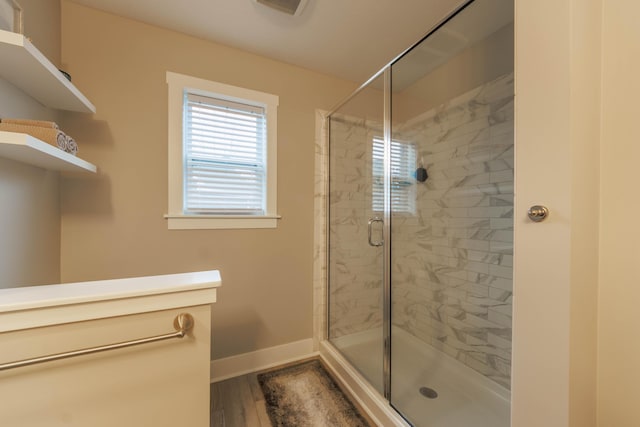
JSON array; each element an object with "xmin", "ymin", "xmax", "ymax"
[
  {"xmin": 317, "ymin": 73, "xmax": 514, "ymax": 389},
  {"xmin": 391, "ymin": 73, "xmax": 514, "ymax": 389},
  {"xmin": 327, "ymin": 115, "xmax": 385, "ymax": 338}
]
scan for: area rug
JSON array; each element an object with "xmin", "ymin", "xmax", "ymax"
[{"xmin": 258, "ymin": 359, "xmax": 371, "ymax": 427}]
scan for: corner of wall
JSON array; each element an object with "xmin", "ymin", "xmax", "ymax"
[{"xmin": 568, "ymin": 1, "xmax": 602, "ymax": 426}]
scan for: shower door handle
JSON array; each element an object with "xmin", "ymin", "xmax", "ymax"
[{"xmin": 368, "ymin": 217, "xmax": 384, "ymax": 247}]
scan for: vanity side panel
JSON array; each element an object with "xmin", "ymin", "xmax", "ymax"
[{"xmin": 0, "ymin": 305, "xmax": 211, "ymax": 427}]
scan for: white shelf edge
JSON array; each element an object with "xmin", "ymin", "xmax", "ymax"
[
  {"xmin": 0, "ymin": 29, "xmax": 96, "ymax": 113},
  {"xmin": 0, "ymin": 131, "xmax": 97, "ymax": 173}
]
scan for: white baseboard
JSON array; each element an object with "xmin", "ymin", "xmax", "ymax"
[{"xmin": 210, "ymin": 338, "xmax": 317, "ymax": 383}]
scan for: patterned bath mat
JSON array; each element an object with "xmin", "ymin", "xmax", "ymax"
[{"xmin": 257, "ymin": 359, "xmax": 371, "ymax": 427}]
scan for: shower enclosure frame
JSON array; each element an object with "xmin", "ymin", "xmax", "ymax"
[{"xmin": 324, "ymin": 0, "xmax": 478, "ymax": 408}]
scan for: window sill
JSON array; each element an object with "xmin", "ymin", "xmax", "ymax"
[{"xmin": 164, "ymin": 214, "xmax": 281, "ymax": 230}]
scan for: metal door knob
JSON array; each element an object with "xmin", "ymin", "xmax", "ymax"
[{"xmin": 528, "ymin": 205, "xmax": 549, "ymax": 222}]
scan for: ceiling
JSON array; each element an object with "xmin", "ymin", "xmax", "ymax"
[{"xmin": 69, "ymin": 0, "xmax": 469, "ymax": 84}]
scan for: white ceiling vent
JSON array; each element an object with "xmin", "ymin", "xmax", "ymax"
[{"xmin": 254, "ymin": 0, "xmax": 309, "ymax": 16}]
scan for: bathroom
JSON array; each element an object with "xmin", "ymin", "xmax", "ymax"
[{"xmin": 0, "ymin": 0, "xmax": 638, "ymax": 426}]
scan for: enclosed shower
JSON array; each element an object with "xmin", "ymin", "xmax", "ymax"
[{"xmin": 324, "ymin": 0, "xmax": 514, "ymax": 425}]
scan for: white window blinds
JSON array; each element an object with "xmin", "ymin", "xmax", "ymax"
[
  {"xmin": 184, "ymin": 93, "xmax": 267, "ymax": 215},
  {"xmin": 372, "ymin": 137, "xmax": 416, "ymax": 213}
]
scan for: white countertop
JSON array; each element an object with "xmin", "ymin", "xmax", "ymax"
[{"xmin": 0, "ymin": 270, "xmax": 221, "ymax": 332}]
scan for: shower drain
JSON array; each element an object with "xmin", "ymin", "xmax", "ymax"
[{"xmin": 419, "ymin": 386, "xmax": 438, "ymax": 399}]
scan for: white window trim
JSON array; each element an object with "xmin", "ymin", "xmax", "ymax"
[{"xmin": 165, "ymin": 71, "xmax": 280, "ymax": 229}]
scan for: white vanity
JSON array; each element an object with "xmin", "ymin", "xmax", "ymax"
[{"xmin": 0, "ymin": 270, "xmax": 220, "ymax": 427}]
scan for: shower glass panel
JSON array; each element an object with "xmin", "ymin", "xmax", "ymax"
[
  {"xmin": 328, "ymin": 74, "xmax": 385, "ymax": 394},
  {"xmin": 389, "ymin": 0, "xmax": 514, "ymax": 425}
]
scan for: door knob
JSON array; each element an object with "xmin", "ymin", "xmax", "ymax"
[{"xmin": 527, "ymin": 205, "xmax": 549, "ymax": 222}]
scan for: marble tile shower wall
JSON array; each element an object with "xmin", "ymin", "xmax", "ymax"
[
  {"xmin": 392, "ymin": 73, "xmax": 514, "ymax": 389},
  {"xmin": 326, "ymin": 73, "xmax": 513, "ymax": 389},
  {"xmin": 328, "ymin": 116, "xmax": 384, "ymax": 338}
]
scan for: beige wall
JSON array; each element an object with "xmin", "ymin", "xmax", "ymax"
[
  {"xmin": 598, "ymin": 1, "xmax": 640, "ymax": 426},
  {"xmin": 58, "ymin": 1, "xmax": 356, "ymax": 359},
  {"xmin": 20, "ymin": 0, "xmax": 61, "ymax": 67},
  {"xmin": 0, "ymin": 157, "xmax": 60, "ymax": 287},
  {"xmin": 512, "ymin": 0, "xmax": 600, "ymax": 426},
  {"xmin": 0, "ymin": 0, "xmax": 61, "ymax": 288},
  {"xmin": 568, "ymin": 1, "xmax": 601, "ymax": 426}
]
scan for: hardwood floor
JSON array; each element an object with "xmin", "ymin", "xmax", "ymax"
[{"xmin": 210, "ymin": 371, "xmax": 272, "ymax": 427}]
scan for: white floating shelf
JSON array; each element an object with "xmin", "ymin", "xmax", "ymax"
[
  {"xmin": 0, "ymin": 131, "xmax": 96, "ymax": 173},
  {"xmin": 0, "ymin": 29, "xmax": 95, "ymax": 113}
]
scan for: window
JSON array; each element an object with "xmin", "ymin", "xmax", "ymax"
[
  {"xmin": 184, "ymin": 94, "xmax": 266, "ymax": 215},
  {"xmin": 372, "ymin": 137, "xmax": 416, "ymax": 213},
  {"xmin": 166, "ymin": 72, "xmax": 279, "ymax": 229}
]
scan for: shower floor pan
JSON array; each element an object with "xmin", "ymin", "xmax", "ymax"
[{"xmin": 328, "ymin": 327, "xmax": 510, "ymax": 427}]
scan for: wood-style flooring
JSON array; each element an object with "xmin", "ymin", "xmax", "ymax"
[{"xmin": 210, "ymin": 371, "xmax": 273, "ymax": 427}]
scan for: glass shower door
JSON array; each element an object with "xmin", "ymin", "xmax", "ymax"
[
  {"xmin": 389, "ymin": 0, "xmax": 514, "ymax": 425},
  {"xmin": 327, "ymin": 74, "xmax": 386, "ymax": 394}
]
